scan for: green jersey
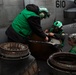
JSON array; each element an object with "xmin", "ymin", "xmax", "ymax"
[
  {"xmin": 69, "ymin": 46, "xmax": 76, "ymax": 54},
  {"xmin": 50, "ymin": 28, "xmax": 65, "ymax": 47}
]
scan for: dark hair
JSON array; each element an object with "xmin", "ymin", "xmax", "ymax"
[{"xmin": 26, "ymin": 4, "xmax": 39, "ymax": 15}]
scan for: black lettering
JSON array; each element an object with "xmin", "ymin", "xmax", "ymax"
[
  {"xmin": 56, "ymin": 0, "xmax": 60, "ymax": 8},
  {"xmin": 56, "ymin": 0, "xmax": 66, "ymax": 8},
  {"xmin": 62, "ymin": 1, "xmax": 66, "ymax": 8}
]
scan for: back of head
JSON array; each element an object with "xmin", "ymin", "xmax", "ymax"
[
  {"xmin": 54, "ymin": 21, "xmax": 63, "ymax": 28},
  {"xmin": 26, "ymin": 4, "xmax": 39, "ymax": 15},
  {"xmin": 39, "ymin": 7, "xmax": 50, "ymax": 19},
  {"xmin": 68, "ymin": 33, "xmax": 76, "ymax": 43}
]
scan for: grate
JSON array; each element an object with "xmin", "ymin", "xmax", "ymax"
[{"xmin": 0, "ymin": 42, "xmax": 30, "ymax": 60}]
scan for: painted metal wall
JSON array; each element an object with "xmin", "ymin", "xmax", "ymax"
[
  {"xmin": 0, "ymin": 0, "xmax": 76, "ymax": 29},
  {"xmin": 24, "ymin": 0, "xmax": 55, "ymax": 29},
  {"xmin": 0, "ymin": 0, "xmax": 24, "ymax": 27},
  {"xmin": 24, "ymin": 0, "xmax": 76, "ymax": 29},
  {"xmin": 56, "ymin": 0, "xmax": 76, "ymax": 24}
]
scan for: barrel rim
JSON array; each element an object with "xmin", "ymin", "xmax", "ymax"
[
  {"xmin": 0, "ymin": 51, "xmax": 31, "ymax": 60},
  {"xmin": 0, "ymin": 42, "xmax": 28, "ymax": 51},
  {"xmin": 47, "ymin": 52, "xmax": 76, "ymax": 72}
]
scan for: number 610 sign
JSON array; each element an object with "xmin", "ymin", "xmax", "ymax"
[{"xmin": 56, "ymin": 0, "xmax": 66, "ymax": 8}]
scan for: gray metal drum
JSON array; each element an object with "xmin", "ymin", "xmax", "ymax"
[
  {"xmin": 47, "ymin": 52, "xmax": 76, "ymax": 75},
  {"xmin": 64, "ymin": 8, "xmax": 76, "ymax": 19}
]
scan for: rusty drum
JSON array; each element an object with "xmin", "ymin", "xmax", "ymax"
[{"xmin": 29, "ymin": 34, "xmax": 61, "ymax": 60}]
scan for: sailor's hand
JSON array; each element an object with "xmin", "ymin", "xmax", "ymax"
[
  {"xmin": 45, "ymin": 36, "xmax": 49, "ymax": 41},
  {"xmin": 49, "ymin": 32, "xmax": 54, "ymax": 36},
  {"xmin": 44, "ymin": 29, "xmax": 49, "ymax": 33}
]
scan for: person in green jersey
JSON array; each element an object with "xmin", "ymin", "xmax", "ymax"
[
  {"xmin": 68, "ymin": 33, "xmax": 76, "ymax": 54},
  {"xmin": 5, "ymin": 4, "xmax": 50, "ymax": 44},
  {"xmin": 44, "ymin": 21, "xmax": 65, "ymax": 49}
]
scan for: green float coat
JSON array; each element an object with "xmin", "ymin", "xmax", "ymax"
[{"xmin": 12, "ymin": 9, "xmax": 39, "ymax": 37}]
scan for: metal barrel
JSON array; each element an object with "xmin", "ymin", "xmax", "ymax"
[
  {"xmin": 0, "ymin": 55, "xmax": 38, "ymax": 75},
  {"xmin": 0, "ymin": 42, "xmax": 38, "ymax": 75},
  {"xmin": 47, "ymin": 52, "xmax": 76, "ymax": 75}
]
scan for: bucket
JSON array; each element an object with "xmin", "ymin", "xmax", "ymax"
[
  {"xmin": 29, "ymin": 34, "xmax": 61, "ymax": 60},
  {"xmin": 47, "ymin": 52, "xmax": 76, "ymax": 75}
]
